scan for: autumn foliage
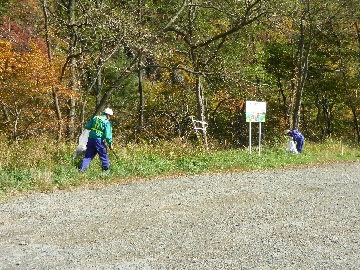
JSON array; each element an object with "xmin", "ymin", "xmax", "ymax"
[
  {"xmin": 1, "ymin": 0, "xmax": 360, "ymax": 145},
  {"xmin": 0, "ymin": 18, "xmax": 70, "ymax": 140}
]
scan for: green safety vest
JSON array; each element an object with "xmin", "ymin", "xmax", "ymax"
[{"xmin": 91, "ymin": 116, "xmax": 108, "ymax": 134}]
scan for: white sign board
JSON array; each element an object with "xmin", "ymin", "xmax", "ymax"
[
  {"xmin": 246, "ymin": 101, "xmax": 266, "ymax": 155},
  {"xmin": 246, "ymin": 101, "xmax": 266, "ymax": 122}
]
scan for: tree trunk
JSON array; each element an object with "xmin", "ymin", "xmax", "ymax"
[
  {"xmin": 42, "ymin": 0, "xmax": 62, "ymax": 140},
  {"xmin": 2, "ymin": 104, "xmax": 10, "ymax": 122},
  {"xmin": 68, "ymin": 0, "xmax": 78, "ymax": 140},
  {"xmin": 354, "ymin": 22, "xmax": 360, "ymax": 142},
  {"xmin": 292, "ymin": 18, "xmax": 312, "ymax": 130},
  {"xmin": 195, "ymin": 74, "xmax": 208, "ymax": 149},
  {"xmin": 138, "ymin": 52, "xmax": 144, "ymax": 128},
  {"xmin": 190, "ymin": 42, "xmax": 208, "ymax": 149}
]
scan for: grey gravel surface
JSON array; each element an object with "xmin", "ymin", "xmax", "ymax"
[{"xmin": 1, "ymin": 162, "xmax": 360, "ymax": 270}]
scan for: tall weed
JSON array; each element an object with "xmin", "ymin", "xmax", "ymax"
[{"xmin": 0, "ymin": 136, "xmax": 359, "ymax": 195}]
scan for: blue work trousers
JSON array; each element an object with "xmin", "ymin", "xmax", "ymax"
[
  {"xmin": 79, "ymin": 138, "xmax": 109, "ymax": 171},
  {"xmin": 295, "ymin": 137, "xmax": 305, "ymax": 153}
]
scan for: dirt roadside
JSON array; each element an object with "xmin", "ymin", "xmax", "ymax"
[{"xmin": 1, "ymin": 162, "xmax": 360, "ymax": 269}]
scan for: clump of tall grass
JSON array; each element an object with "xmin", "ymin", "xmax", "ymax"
[{"xmin": 0, "ymin": 135, "xmax": 359, "ymax": 195}]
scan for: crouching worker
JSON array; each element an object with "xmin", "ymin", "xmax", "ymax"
[
  {"xmin": 285, "ymin": 129, "xmax": 305, "ymax": 153},
  {"xmin": 79, "ymin": 108, "xmax": 114, "ymax": 172}
]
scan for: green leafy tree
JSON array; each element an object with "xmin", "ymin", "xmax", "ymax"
[
  {"xmin": 150, "ymin": 0, "xmax": 270, "ymax": 147},
  {"xmin": 40, "ymin": 0, "xmax": 145, "ymax": 139}
]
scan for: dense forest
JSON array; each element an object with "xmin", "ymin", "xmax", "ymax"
[{"xmin": 1, "ymin": 0, "xmax": 360, "ymax": 147}]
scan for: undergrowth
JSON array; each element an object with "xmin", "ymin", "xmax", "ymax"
[{"xmin": 0, "ymin": 136, "xmax": 359, "ymax": 196}]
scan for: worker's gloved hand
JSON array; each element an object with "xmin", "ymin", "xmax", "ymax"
[{"xmin": 109, "ymin": 145, "xmax": 114, "ymax": 151}]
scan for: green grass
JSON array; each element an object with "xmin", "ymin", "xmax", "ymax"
[{"xmin": 0, "ymin": 137, "xmax": 359, "ymax": 196}]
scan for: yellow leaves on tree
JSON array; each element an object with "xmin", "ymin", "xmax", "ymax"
[{"xmin": 0, "ymin": 39, "xmax": 63, "ymax": 140}]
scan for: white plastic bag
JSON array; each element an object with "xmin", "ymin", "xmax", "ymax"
[
  {"xmin": 285, "ymin": 138, "xmax": 298, "ymax": 154},
  {"xmin": 73, "ymin": 129, "xmax": 90, "ymax": 158}
]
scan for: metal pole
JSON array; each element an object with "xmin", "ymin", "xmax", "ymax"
[
  {"xmin": 258, "ymin": 122, "xmax": 261, "ymax": 156},
  {"xmin": 249, "ymin": 122, "xmax": 252, "ymax": 154}
]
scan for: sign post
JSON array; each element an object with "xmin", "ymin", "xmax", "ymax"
[
  {"xmin": 259, "ymin": 122, "xmax": 262, "ymax": 156},
  {"xmin": 249, "ymin": 122, "xmax": 252, "ymax": 154},
  {"xmin": 246, "ymin": 101, "xmax": 266, "ymax": 155}
]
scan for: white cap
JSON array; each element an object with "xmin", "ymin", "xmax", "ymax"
[
  {"xmin": 104, "ymin": 108, "xmax": 113, "ymax": 116},
  {"xmin": 285, "ymin": 130, "xmax": 290, "ymax": 135}
]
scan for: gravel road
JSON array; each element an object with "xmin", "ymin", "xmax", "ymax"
[{"xmin": 1, "ymin": 162, "xmax": 360, "ymax": 270}]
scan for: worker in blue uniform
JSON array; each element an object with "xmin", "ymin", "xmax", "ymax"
[
  {"xmin": 79, "ymin": 108, "xmax": 114, "ymax": 172},
  {"xmin": 285, "ymin": 129, "xmax": 304, "ymax": 153}
]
